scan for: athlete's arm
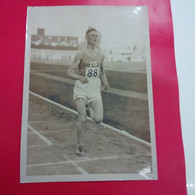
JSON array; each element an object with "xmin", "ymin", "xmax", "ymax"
[
  {"xmin": 99, "ymin": 53, "xmax": 110, "ymax": 90},
  {"xmin": 66, "ymin": 51, "xmax": 88, "ymax": 84},
  {"xmin": 100, "ymin": 64, "xmax": 109, "ymax": 90}
]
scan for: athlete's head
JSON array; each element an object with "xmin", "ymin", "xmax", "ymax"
[{"xmin": 86, "ymin": 27, "xmax": 99, "ymax": 46}]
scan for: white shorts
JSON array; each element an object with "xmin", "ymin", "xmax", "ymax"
[{"xmin": 73, "ymin": 78, "xmax": 102, "ymax": 103}]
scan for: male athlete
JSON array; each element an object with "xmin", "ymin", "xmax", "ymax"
[{"xmin": 67, "ymin": 27, "xmax": 109, "ymax": 156}]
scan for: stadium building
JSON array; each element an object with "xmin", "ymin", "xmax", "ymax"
[
  {"xmin": 30, "ymin": 28, "xmax": 146, "ymax": 63},
  {"xmin": 31, "ymin": 28, "xmax": 79, "ymax": 63}
]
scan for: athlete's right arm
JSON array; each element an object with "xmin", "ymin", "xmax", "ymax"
[{"xmin": 66, "ymin": 51, "xmax": 88, "ymax": 84}]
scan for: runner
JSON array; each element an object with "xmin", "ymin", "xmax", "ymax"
[{"xmin": 67, "ymin": 27, "xmax": 109, "ymax": 156}]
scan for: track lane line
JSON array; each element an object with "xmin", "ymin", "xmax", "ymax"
[
  {"xmin": 28, "ymin": 124, "xmax": 53, "ymax": 146},
  {"xmin": 27, "ymin": 154, "xmax": 135, "ymax": 168},
  {"xmin": 62, "ymin": 155, "xmax": 89, "ymax": 175},
  {"xmin": 29, "ymin": 91, "xmax": 151, "ymax": 147}
]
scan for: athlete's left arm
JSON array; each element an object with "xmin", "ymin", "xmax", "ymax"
[{"xmin": 100, "ymin": 53, "xmax": 110, "ymax": 90}]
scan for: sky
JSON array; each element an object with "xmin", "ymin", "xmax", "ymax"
[{"xmin": 27, "ymin": 6, "xmax": 149, "ymax": 50}]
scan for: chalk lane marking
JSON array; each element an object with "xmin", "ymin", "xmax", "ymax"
[
  {"xmin": 29, "ymin": 91, "xmax": 151, "ymax": 147},
  {"xmin": 29, "ymin": 120, "xmax": 65, "ymax": 124},
  {"xmin": 27, "ymin": 154, "xmax": 134, "ymax": 168},
  {"xmin": 31, "ymin": 129, "xmax": 74, "ymax": 133},
  {"xmin": 62, "ymin": 154, "xmax": 89, "ymax": 175},
  {"xmin": 28, "ymin": 124, "xmax": 53, "ymax": 146},
  {"xmin": 31, "ymin": 71, "xmax": 148, "ymax": 101}
]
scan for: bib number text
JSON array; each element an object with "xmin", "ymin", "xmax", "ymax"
[{"xmin": 85, "ymin": 67, "xmax": 100, "ymax": 79}]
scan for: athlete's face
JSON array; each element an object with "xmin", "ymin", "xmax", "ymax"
[{"xmin": 86, "ymin": 31, "xmax": 99, "ymax": 45}]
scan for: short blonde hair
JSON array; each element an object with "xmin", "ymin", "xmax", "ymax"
[{"xmin": 85, "ymin": 26, "xmax": 97, "ymax": 36}]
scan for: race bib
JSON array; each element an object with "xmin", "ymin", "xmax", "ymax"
[{"xmin": 85, "ymin": 67, "xmax": 100, "ymax": 79}]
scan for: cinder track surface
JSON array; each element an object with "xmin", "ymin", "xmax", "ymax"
[{"xmin": 27, "ymin": 93, "xmax": 152, "ymax": 176}]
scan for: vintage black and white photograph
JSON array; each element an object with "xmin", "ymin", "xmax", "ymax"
[{"xmin": 21, "ymin": 6, "xmax": 157, "ymax": 182}]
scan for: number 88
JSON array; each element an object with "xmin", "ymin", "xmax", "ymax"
[{"xmin": 87, "ymin": 69, "xmax": 98, "ymax": 77}]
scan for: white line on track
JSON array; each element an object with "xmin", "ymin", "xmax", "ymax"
[
  {"xmin": 29, "ymin": 91, "xmax": 151, "ymax": 147},
  {"xmin": 29, "ymin": 113, "xmax": 52, "ymax": 116},
  {"xmin": 27, "ymin": 154, "xmax": 134, "ymax": 168},
  {"xmin": 27, "ymin": 161, "xmax": 69, "ymax": 167},
  {"xmin": 31, "ymin": 71, "xmax": 148, "ymax": 101},
  {"xmin": 29, "ymin": 120, "xmax": 66, "ymax": 124},
  {"xmin": 62, "ymin": 155, "xmax": 89, "ymax": 175},
  {"xmin": 74, "ymin": 154, "xmax": 134, "ymax": 163},
  {"xmin": 28, "ymin": 129, "xmax": 73, "ymax": 133},
  {"xmin": 28, "ymin": 124, "xmax": 53, "ymax": 146},
  {"xmin": 27, "ymin": 145, "xmax": 48, "ymax": 148}
]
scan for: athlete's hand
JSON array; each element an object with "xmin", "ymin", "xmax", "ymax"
[
  {"xmin": 104, "ymin": 83, "xmax": 110, "ymax": 90},
  {"xmin": 80, "ymin": 77, "xmax": 89, "ymax": 84}
]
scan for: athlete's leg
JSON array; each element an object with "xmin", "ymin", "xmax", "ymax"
[
  {"xmin": 89, "ymin": 98, "xmax": 103, "ymax": 124},
  {"xmin": 75, "ymin": 98, "xmax": 87, "ymax": 155}
]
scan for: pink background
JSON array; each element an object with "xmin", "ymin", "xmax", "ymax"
[{"xmin": 0, "ymin": 0, "xmax": 187, "ymax": 194}]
